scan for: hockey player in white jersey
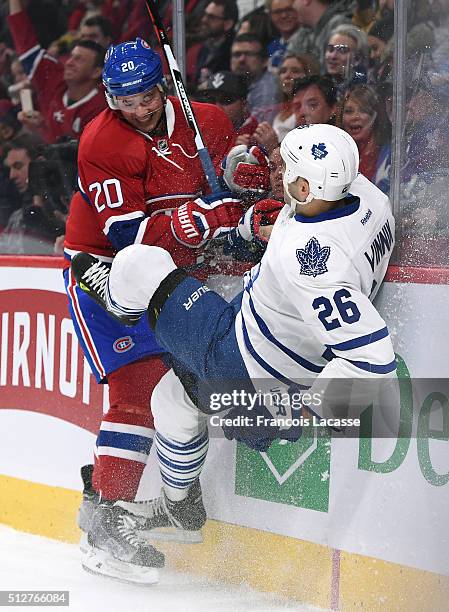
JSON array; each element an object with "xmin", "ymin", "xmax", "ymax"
[{"xmin": 72, "ymin": 124, "xmax": 396, "ymax": 551}]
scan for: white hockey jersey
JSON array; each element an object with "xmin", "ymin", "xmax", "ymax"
[{"xmin": 235, "ymin": 174, "xmax": 396, "ymax": 418}]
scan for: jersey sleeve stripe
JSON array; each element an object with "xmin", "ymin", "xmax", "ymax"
[
  {"xmin": 347, "ymin": 358, "xmax": 397, "ymax": 374},
  {"xmin": 103, "ymin": 211, "xmax": 145, "ymax": 235},
  {"xmin": 326, "ymin": 326, "xmax": 389, "ymax": 350},
  {"xmin": 134, "ymin": 216, "xmax": 150, "ymax": 244},
  {"xmin": 247, "ymin": 293, "xmax": 323, "ymax": 374}
]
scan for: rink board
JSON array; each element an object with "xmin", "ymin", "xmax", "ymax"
[{"xmin": 1, "ymin": 258, "xmax": 449, "ymax": 610}]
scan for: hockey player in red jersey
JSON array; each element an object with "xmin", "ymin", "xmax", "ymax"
[{"xmin": 63, "ymin": 38, "xmax": 242, "ymax": 584}]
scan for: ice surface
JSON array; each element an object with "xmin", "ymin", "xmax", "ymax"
[{"xmin": 0, "ymin": 525, "xmax": 324, "ymax": 612}]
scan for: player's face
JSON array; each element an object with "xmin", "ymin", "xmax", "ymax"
[
  {"xmin": 117, "ymin": 87, "xmax": 165, "ymax": 132},
  {"xmin": 342, "ymin": 97, "xmax": 376, "ymax": 143},
  {"xmin": 293, "ymin": 85, "xmax": 335, "ymax": 125},
  {"xmin": 5, "ymin": 148, "xmax": 31, "ymax": 193},
  {"xmin": 325, "ymin": 34, "xmax": 356, "ymax": 77}
]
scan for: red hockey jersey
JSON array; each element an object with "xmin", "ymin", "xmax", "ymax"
[
  {"xmin": 64, "ymin": 97, "xmax": 236, "ymax": 267},
  {"xmin": 8, "ymin": 10, "xmax": 106, "ymax": 143}
]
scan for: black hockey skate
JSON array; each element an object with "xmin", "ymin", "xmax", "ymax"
[
  {"xmin": 71, "ymin": 252, "xmax": 141, "ymax": 326},
  {"xmin": 80, "ymin": 501, "xmax": 165, "ymax": 585},
  {"xmin": 77, "ymin": 464, "xmax": 99, "ymax": 533},
  {"xmin": 117, "ymin": 479, "xmax": 206, "ymax": 544}
]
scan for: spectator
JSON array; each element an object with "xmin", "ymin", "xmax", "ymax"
[
  {"xmin": 230, "ymin": 33, "xmax": 281, "ymax": 123},
  {"xmin": 266, "ymin": 0, "xmax": 300, "ymax": 71},
  {"xmin": 287, "ymin": 0, "xmax": 353, "ymax": 64},
  {"xmin": 236, "ymin": 6, "xmax": 274, "ymax": 50},
  {"xmin": 324, "ymin": 24, "xmax": 369, "ymax": 96},
  {"xmin": 198, "ymin": 70, "xmax": 259, "ymax": 145},
  {"xmin": 78, "ymin": 15, "xmax": 113, "ymax": 48},
  {"xmin": 195, "ymin": 0, "xmax": 239, "ymax": 84},
  {"xmin": 366, "ymin": 17, "xmax": 394, "ymax": 82},
  {"xmin": 340, "ymin": 84, "xmax": 391, "ymax": 192},
  {"xmin": 9, "ymin": 0, "xmax": 107, "ymax": 143},
  {"xmin": 291, "ymin": 74, "xmax": 337, "ymax": 126},
  {"xmin": 402, "ymin": 81, "xmax": 449, "ymax": 183},
  {"xmin": 253, "ymin": 52, "xmax": 320, "ymax": 153},
  {"xmin": 0, "ymin": 133, "xmax": 64, "ymax": 253}
]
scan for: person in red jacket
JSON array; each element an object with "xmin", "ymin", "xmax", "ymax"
[
  {"xmin": 64, "ymin": 38, "xmax": 242, "ymax": 584},
  {"xmin": 8, "ymin": 0, "xmax": 107, "ymax": 143}
]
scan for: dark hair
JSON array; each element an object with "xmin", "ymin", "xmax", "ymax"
[
  {"xmin": 83, "ymin": 15, "xmax": 113, "ymax": 39},
  {"xmin": 292, "ymin": 75, "xmax": 337, "ymax": 107},
  {"xmin": 341, "ymin": 84, "xmax": 391, "ymax": 145},
  {"xmin": 368, "ymin": 17, "xmax": 394, "ymax": 43},
  {"xmin": 238, "ymin": 7, "xmax": 274, "ymax": 48},
  {"xmin": 207, "ymin": 0, "xmax": 239, "ymax": 24},
  {"xmin": 71, "ymin": 39, "xmax": 106, "ymax": 68},
  {"xmin": 3, "ymin": 133, "xmax": 44, "ymax": 160},
  {"xmin": 233, "ymin": 33, "xmax": 268, "ymax": 57}
]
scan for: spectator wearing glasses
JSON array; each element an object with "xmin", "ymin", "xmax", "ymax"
[
  {"xmin": 287, "ymin": 0, "xmax": 353, "ymax": 64},
  {"xmin": 194, "ymin": 0, "xmax": 239, "ymax": 85},
  {"xmin": 230, "ymin": 33, "xmax": 281, "ymax": 123},
  {"xmin": 198, "ymin": 70, "xmax": 259, "ymax": 145},
  {"xmin": 324, "ymin": 24, "xmax": 369, "ymax": 97},
  {"xmin": 266, "ymin": 0, "xmax": 300, "ymax": 71}
]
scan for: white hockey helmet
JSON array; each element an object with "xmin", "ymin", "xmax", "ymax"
[{"xmin": 280, "ymin": 124, "xmax": 359, "ymax": 210}]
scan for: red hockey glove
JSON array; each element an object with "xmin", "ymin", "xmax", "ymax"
[
  {"xmin": 171, "ymin": 192, "xmax": 243, "ymax": 247},
  {"xmin": 222, "ymin": 145, "xmax": 270, "ymax": 194},
  {"xmin": 252, "ymin": 198, "xmax": 284, "ymax": 242}
]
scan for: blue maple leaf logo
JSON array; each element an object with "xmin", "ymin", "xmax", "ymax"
[
  {"xmin": 311, "ymin": 143, "xmax": 328, "ymax": 160},
  {"xmin": 296, "ymin": 237, "xmax": 331, "ymax": 277}
]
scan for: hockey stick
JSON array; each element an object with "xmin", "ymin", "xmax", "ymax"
[{"xmin": 145, "ymin": 0, "xmax": 221, "ymax": 194}]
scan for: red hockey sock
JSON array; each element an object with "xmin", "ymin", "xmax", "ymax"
[{"xmin": 92, "ymin": 356, "xmax": 168, "ymax": 501}]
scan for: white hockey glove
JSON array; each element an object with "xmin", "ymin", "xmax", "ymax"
[{"xmin": 222, "ymin": 145, "xmax": 270, "ymax": 195}]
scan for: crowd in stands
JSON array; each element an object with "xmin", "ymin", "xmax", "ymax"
[{"xmin": 0, "ymin": 0, "xmax": 448, "ymax": 264}]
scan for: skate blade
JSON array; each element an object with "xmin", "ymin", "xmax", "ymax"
[
  {"xmin": 80, "ymin": 534, "xmax": 159, "ymax": 586},
  {"xmin": 140, "ymin": 527, "xmax": 203, "ymax": 544}
]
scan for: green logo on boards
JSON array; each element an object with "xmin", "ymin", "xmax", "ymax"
[
  {"xmin": 235, "ymin": 355, "xmax": 449, "ymax": 512},
  {"xmin": 235, "ymin": 424, "xmax": 331, "ymax": 512}
]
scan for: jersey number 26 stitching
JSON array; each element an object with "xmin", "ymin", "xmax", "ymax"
[{"xmin": 312, "ymin": 288, "xmax": 361, "ymax": 331}]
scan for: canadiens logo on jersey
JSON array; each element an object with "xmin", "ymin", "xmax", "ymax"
[
  {"xmin": 311, "ymin": 143, "xmax": 328, "ymax": 161},
  {"xmin": 296, "ymin": 237, "xmax": 330, "ymax": 277},
  {"xmin": 113, "ymin": 336, "xmax": 135, "ymax": 353}
]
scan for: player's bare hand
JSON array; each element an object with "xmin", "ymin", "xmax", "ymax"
[{"xmin": 253, "ymin": 122, "xmax": 279, "ymax": 154}]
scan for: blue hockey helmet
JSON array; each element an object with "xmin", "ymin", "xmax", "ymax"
[{"xmin": 102, "ymin": 38, "xmax": 164, "ymax": 108}]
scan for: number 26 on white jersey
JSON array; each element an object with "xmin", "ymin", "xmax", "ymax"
[{"xmin": 89, "ymin": 179, "xmax": 124, "ymax": 212}]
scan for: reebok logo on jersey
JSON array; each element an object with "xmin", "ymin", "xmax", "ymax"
[
  {"xmin": 184, "ymin": 285, "xmax": 210, "ymax": 310},
  {"xmin": 361, "ymin": 209, "xmax": 372, "ymax": 225},
  {"xmin": 296, "ymin": 237, "xmax": 330, "ymax": 277}
]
